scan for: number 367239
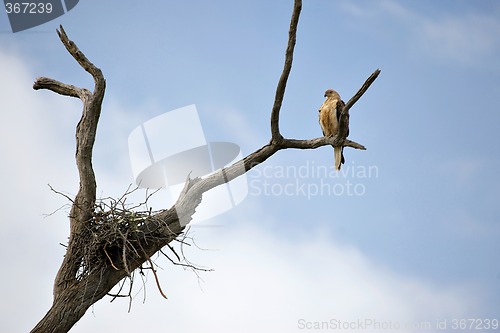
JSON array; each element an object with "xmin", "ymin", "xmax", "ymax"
[{"xmin": 5, "ymin": 3, "xmax": 53, "ymax": 14}]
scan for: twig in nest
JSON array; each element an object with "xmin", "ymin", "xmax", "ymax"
[
  {"xmin": 159, "ymin": 249, "xmax": 213, "ymax": 272},
  {"xmin": 103, "ymin": 245, "xmax": 119, "ymax": 270},
  {"xmin": 108, "ymin": 273, "xmax": 134, "ymax": 312},
  {"xmin": 108, "ymin": 279, "xmax": 128, "ymax": 301},
  {"xmin": 122, "ymin": 230, "xmax": 130, "ymax": 275},
  {"xmin": 147, "ymin": 258, "xmax": 168, "ymax": 299},
  {"xmin": 166, "ymin": 244, "xmax": 181, "ymax": 262}
]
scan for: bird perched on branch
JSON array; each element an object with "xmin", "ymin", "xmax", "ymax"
[{"xmin": 319, "ymin": 89, "xmax": 348, "ymax": 170}]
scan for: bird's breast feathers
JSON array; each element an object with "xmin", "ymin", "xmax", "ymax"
[{"xmin": 319, "ymin": 98, "xmax": 340, "ymax": 136}]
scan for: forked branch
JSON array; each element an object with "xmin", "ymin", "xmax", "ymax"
[
  {"xmin": 30, "ymin": 1, "xmax": 379, "ymax": 332},
  {"xmin": 270, "ymin": 0, "xmax": 302, "ymax": 143}
]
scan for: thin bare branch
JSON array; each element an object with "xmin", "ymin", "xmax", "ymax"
[
  {"xmin": 336, "ymin": 68, "xmax": 380, "ymax": 141},
  {"xmin": 283, "ymin": 137, "xmax": 366, "ymax": 150},
  {"xmin": 343, "ymin": 68, "xmax": 381, "ymax": 115},
  {"xmin": 166, "ymin": 244, "xmax": 181, "ymax": 262},
  {"xmin": 33, "ymin": 77, "xmax": 86, "ymax": 99},
  {"xmin": 159, "ymin": 249, "xmax": 213, "ymax": 272},
  {"xmin": 47, "ymin": 184, "xmax": 75, "ymax": 203},
  {"xmin": 270, "ymin": 0, "xmax": 302, "ymax": 143},
  {"xmin": 147, "ymin": 258, "xmax": 168, "ymax": 299},
  {"xmin": 103, "ymin": 246, "xmax": 120, "ymax": 271},
  {"xmin": 56, "ymin": 25, "xmax": 105, "ymax": 94}
]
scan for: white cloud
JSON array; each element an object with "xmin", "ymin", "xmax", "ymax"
[
  {"xmin": 0, "ymin": 42, "xmax": 484, "ymax": 333},
  {"xmin": 437, "ymin": 157, "xmax": 485, "ymax": 188},
  {"xmin": 340, "ymin": 0, "xmax": 500, "ymax": 68},
  {"xmin": 202, "ymin": 102, "xmax": 268, "ymax": 151},
  {"xmin": 419, "ymin": 14, "xmax": 500, "ymax": 66},
  {"xmin": 0, "ymin": 48, "xmax": 82, "ymax": 333},
  {"xmin": 69, "ymin": 216, "xmax": 477, "ymax": 333}
]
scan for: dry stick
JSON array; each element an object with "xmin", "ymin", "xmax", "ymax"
[
  {"xmin": 127, "ymin": 273, "xmax": 134, "ymax": 312},
  {"xmin": 108, "ymin": 283, "xmax": 127, "ymax": 299},
  {"xmin": 33, "ymin": 78, "xmax": 83, "ymax": 98},
  {"xmin": 282, "ymin": 137, "xmax": 366, "ymax": 151},
  {"xmin": 147, "ymin": 258, "xmax": 168, "ymax": 299},
  {"xmin": 57, "ymin": 25, "xmax": 105, "ymax": 87},
  {"xmin": 166, "ymin": 244, "xmax": 181, "ymax": 262},
  {"xmin": 270, "ymin": 0, "xmax": 302, "ymax": 143},
  {"xmin": 159, "ymin": 249, "xmax": 213, "ymax": 272},
  {"xmin": 47, "ymin": 184, "xmax": 75, "ymax": 203},
  {"xmin": 336, "ymin": 68, "xmax": 381, "ymax": 144},
  {"xmin": 343, "ymin": 69, "xmax": 381, "ymax": 115},
  {"xmin": 103, "ymin": 246, "xmax": 119, "ymax": 271},
  {"xmin": 121, "ymin": 230, "xmax": 130, "ymax": 275}
]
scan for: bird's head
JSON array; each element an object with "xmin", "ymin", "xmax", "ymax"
[{"xmin": 324, "ymin": 89, "xmax": 341, "ymax": 99}]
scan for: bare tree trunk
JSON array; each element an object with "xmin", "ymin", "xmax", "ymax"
[
  {"xmin": 29, "ymin": 1, "xmax": 379, "ymax": 331},
  {"xmin": 31, "ymin": 270, "xmax": 120, "ymax": 333}
]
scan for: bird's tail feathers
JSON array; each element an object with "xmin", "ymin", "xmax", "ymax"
[{"xmin": 334, "ymin": 146, "xmax": 344, "ymax": 171}]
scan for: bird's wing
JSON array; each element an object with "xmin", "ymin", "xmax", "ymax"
[
  {"xmin": 335, "ymin": 99, "xmax": 345, "ymax": 123},
  {"xmin": 319, "ymin": 98, "xmax": 339, "ymax": 137},
  {"xmin": 336, "ymin": 99, "xmax": 349, "ymax": 138}
]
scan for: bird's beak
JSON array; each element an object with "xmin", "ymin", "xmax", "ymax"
[{"xmin": 324, "ymin": 94, "xmax": 327, "ymax": 97}]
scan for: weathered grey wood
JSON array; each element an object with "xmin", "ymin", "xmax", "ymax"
[
  {"xmin": 270, "ymin": 0, "xmax": 301, "ymax": 144},
  {"xmin": 30, "ymin": 1, "xmax": 379, "ymax": 331}
]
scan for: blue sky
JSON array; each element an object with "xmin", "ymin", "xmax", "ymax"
[{"xmin": 1, "ymin": 1, "xmax": 499, "ymax": 332}]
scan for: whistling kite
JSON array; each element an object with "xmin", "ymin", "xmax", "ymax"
[{"xmin": 318, "ymin": 89, "xmax": 347, "ymax": 170}]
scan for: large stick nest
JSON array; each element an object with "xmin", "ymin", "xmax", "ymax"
[{"xmin": 73, "ymin": 188, "xmax": 167, "ymax": 280}]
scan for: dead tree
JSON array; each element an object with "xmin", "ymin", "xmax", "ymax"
[{"xmin": 30, "ymin": 1, "xmax": 379, "ymax": 332}]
